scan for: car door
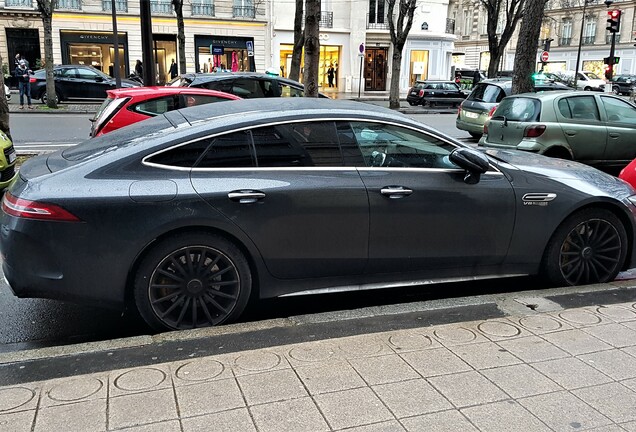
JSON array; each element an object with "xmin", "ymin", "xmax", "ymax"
[
  {"xmin": 346, "ymin": 120, "xmax": 515, "ymax": 274},
  {"xmin": 56, "ymin": 67, "xmax": 81, "ymax": 98},
  {"xmin": 190, "ymin": 121, "xmax": 369, "ymax": 280},
  {"xmin": 555, "ymin": 95, "xmax": 608, "ymax": 162},
  {"xmin": 76, "ymin": 68, "xmax": 111, "ymax": 98},
  {"xmin": 599, "ymin": 95, "xmax": 636, "ymax": 164}
]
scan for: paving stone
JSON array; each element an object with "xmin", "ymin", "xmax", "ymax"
[
  {"xmin": 621, "ymin": 421, "xmax": 636, "ymax": 431},
  {"xmin": 114, "ymin": 419, "xmax": 182, "ymax": 431},
  {"xmin": 175, "ymin": 377, "xmax": 244, "ymax": 418},
  {"xmin": 511, "ymin": 314, "xmax": 573, "ymax": 334},
  {"xmin": 337, "ymin": 335, "xmax": 394, "ymax": 359},
  {"xmin": 461, "ymin": 400, "xmax": 552, "ymax": 432},
  {"xmin": 349, "ymin": 354, "xmax": 420, "ymax": 385},
  {"xmin": 42, "ymin": 375, "xmax": 106, "ymax": 407},
  {"xmin": 531, "ymin": 357, "xmax": 613, "ymax": 390},
  {"xmin": 474, "ymin": 319, "xmax": 530, "ymax": 341},
  {"xmin": 233, "ymin": 350, "xmax": 290, "ymax": 376},
  {"xmin": 0, "ymin": 386, "xmax": 38, "ymax": 413},
  {"xmin": 583, "ymin": 425, "xmax": 629, "ymax": 432},
  {"xmin": 250, "ymin": 397, "xmax": 329, "ymax": 432},
  {"xmin": 481, "ymin": 364, "xmax": 562, "ymax": 398},
  {"xmin": 237, "ymin": 368, "xmax": 307, "ymax": 405},
  {"xmin": 580, "ymin": 349, "xmax": 636, "ymax": 380},
  {"xmin": 573, "ymin": 382, "xmax": 636, "ymax": 423},
  {"xmin": 295, "ymin": 360, "xmax": 366, "ymax": 395},
  {"xmin": 497, "ymin": 335, "xmax": 569, "ymax": 363},
  {"xmin": 0, "ymin": 410, "xmax": 34, "ymax": 432},
  {"xmin": 428, "ymin": 371, "xmax": 508, "ymax": 408},
  {"xmin": 109, "ymin": 388, "xmax": 178, "ymax": 430},
  {"xmin": 385, "ymin": 330, "xmax": 441, "ymax": 353},
  {"xmin": 582, "ymin": 324, "xmax": 636, "ymax": 348},
  {"xmin": 554, "ymin": 309, "xmax": 606, "ymax": 327},
  {"xmin": 400, "ymin": 347, "xmax": 472, "ymax": 378},
  {"xmin": 373, "ymin": 378, "xmax": 452, "ymax": 418},
  {"xmin": 181, "ymin": 408, "xmax": 256, "ymax": 432},
  {"xmin": 335, "ymin": 420, "xmax": 406, "ymax": 431},
  {"xmin": 110, "ymin": 366, "xmax": 171, "ymax": 397},
  {"xmin": 448, "ymin": 341, "xmax": 522, "ymax": 370},
  {"xmin": 431, "ymin": 324, "xmax": 488, "ymax": 346},
  {"xmin": 285, "ymin": 342, "xmax": 338, "ymax": 366},
  {"xmin": 594, "ymin": 305, "xmax": 636, "ymax": 322},
  {"xmin": 541, "ymin": 329, "xmax": 613, "ymax": 355},
  {"xmin": 172, "ymin": 358, "xmax": 232, "ymax": 385},
  {"xmin": 401, "ymin": 409, "xmax": 479, "ymax": 432},
  {"xmin": 519, "ymin": 391, "xmax": 612, "ymax": 431},
  {"xmin": 314, "ymin": 387, "xmax": 393, "ymax": 430},
  {"xmin": 34, "ymin": 399, "xmax": 106, "ymax": 432}
]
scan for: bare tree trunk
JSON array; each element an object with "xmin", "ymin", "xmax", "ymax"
[
  {"xmin": 387, "ymin": 0, "xmax": 416, "ymax": 109},
  {"xmin": 480, "ymin": 0, "xmax": 527, "ymax": 78},
  {"xmin": 303, "ymin": 0, "xmax": 320, "ymax": 96},
  {"xmin": 36, "ymin": 0, "xmax": 57, "ymax": 108},
  {"xmin": 289, "ymin": 0, "xmax": 305, "ymax": 81},
  {"xmin": 0, "ymin": 55, "xmax": 11, "ymax": 141},
  {"xmin": 512, "ymin": 0, "xmax": 548, "ymax": 94},
  {"xmin": 172, "ymin": 0, "xmax": 186, "ymax": 75},
  {"xmin": 389, "ymin": 49, "xmax": 402, "ymax": 109}
]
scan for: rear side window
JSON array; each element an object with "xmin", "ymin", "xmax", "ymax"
[
  {"xmin": 280, "ymin": 83, "xmax": 304, "ymax": 97},
  {"xmin": 251, "ymin": 121, "xmax": 342, "ymax": 167},
  {"xmin": 493, "ymin": 97, "xmax": 540, "ymax": 122},
  {"xmin": 177, "ymin": 94, "xmax": 234, "ymax": 108},
  {"xmin": 232, "ymin": 78, "xmax": 269, "ymax": 98},
  {"xmin": 557, "ymin": 96, "xmax": 600, "ymax": 121},
  {"xmin": 133, "ymin": 96, "xmax": 177, "ymax": 116},
  {"xmin": 467, "ymin": 84, "xmax": 505, "ymax": 103}
]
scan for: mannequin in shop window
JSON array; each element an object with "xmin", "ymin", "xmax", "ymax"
[{"xmin": 327, "ymin": 64, "xmax": 335, "ymax": 87}]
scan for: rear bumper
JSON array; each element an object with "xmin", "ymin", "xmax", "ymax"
[{"xmin": 456, "ymin": 118, "xmax": 484, "ymax": 134}]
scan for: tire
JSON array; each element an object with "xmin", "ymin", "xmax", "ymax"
[
  {"xmin": 133, "ymin": 232, "xmax": 252, "ymax": 331},
  {"xmin": 408, "ymin": 101, "xmax": 417, "ymax": 106},
  {"xmin": 612, "ymin": 86, "xmax": 620, "ymax": 95},
  {"xmin": 541, "ymin": 208, "xmax": 628, "ymax": 287},
  {"xmin": 40, "ymin": 91, "xmax": 60, "ymax": 104},
  {"xmin": 584, "ymin": 86, "xmax": 592, "ymax": 91},
  {"xmin": 468, "ymin": 132, "xmax": 482, "ymax": 139}
]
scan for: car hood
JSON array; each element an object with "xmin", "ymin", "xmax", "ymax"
[{"xmin": 486, "ymin": 149, "xmax": 634, "ymax": 197}]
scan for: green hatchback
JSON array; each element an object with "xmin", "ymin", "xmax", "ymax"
[
  {"xmin": 0, "ymin": 130, "xmax": 17, "ymax": 190},
  {"xmin": 479, "ymin": 91, "xmax": 636, "ymax": 171}
]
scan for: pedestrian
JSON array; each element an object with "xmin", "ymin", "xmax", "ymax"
[
  {"xmin": 15, "ymin": 60, "xmax": 33, "ymax": 109},
  {"xmin": 169, "ymin": 59, "xmax": 178, "ymax": 79},
  {"xmin": 135, "ymin": 60, "xmax": 143, "ymax": 77},
  {"xmin": 454, "ymin": 72, "xmax": 461, "ymax": 85},
  {"xmin": 327, "ymin": 64, "xmax": 335, "ymax": 87}
]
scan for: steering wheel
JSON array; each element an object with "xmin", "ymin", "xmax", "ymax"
[{"xmin": 370, "ymin": 150, "xmax": 387, "ymax": 167}]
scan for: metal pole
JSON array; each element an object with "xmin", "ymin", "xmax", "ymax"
[
  {"xmin": 574, "ymin": 0, "xmax": 589, "ymax": 89},
  {"xmin": 358, "ymin": 55, "xmax": 363, "ymax": 98},
  {"xmin": 608, "ymin": 31, "xmax": 616, "ymax": 81},
  {"xmin": 140, "ymin": 0, "xmax": 155, "ymax": 86},
  {"xmin": 110, "ymin": 0, "xmax": 121, "ymax": 88}
]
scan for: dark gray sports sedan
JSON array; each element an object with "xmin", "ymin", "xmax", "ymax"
[{"xmin": 2, "ymin": 99, "xmax": 636, "ymax": 331}]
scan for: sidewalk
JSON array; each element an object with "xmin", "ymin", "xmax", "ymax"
[{"xmin": 2, "ymin": 284, "xmax": 636, "ymax": 431}]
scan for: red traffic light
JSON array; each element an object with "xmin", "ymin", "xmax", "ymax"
[{"xmin": 608, "ymin": 9, "xmax": 621, "ymax": 18}]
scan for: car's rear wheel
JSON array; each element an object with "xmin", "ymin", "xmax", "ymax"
[
  {"xmin": 133, "ymin": 232, "xmax": 252, "ymax": 331},
  {"xmin": 408, "ymin": 101, "xmax": 417, "ymax": 106},
  {"xmin": 612, "ymin": 86, "xmax": 620, "ymax": 95},
  {"xmin": 541, "ymin": 208, "xmax": 628, "ymax": 286},
  {"xmin": 468, "ymin": 132, "xmax": 482, "ymax": 139}
]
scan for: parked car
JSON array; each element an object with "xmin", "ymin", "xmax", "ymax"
[
  {"xmin": 619, "ymin": 158, "xmax": 636, "ymax": 189},
  {"xmin": 30, "ymin": 65, "xmax": 140, "ymax": 104},
  {"xmin": 406, "ymin": 80, "xmax": 466, "ymax": 107},
  {"xmin": 456, "ymin": 79, "xmax": 574, "ymax": 138},
  {"xmin": 90, "ymin": 87, "xmax": 241, "ymax": 137},
  {"xmin": 0, "ymin": 129, "xmax": 17, "ymax": 191},
  {"xmin": 559, "ymin": 71, "xmax": 606, "ymax": 92},
  {"xmin": 611, "ymin": 74, "xmax": 636, "ymax": 95},
  {"xmin": 2, "ymin": 98, "xmax": 636, "ymax": 331},
  {"xmin": 168, "ymin": 72, "xmax": 329, "ymax": 98},
  {"xmin": 479, "ymin": 91, "xmax": 636, "ymax": 171}
]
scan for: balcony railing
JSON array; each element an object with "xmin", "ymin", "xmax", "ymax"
[
  {"xmin": 233, "ymin": 6, "xmax": 255, "ymax": 18},
  {"xmin": 57, "ymin": 0, "xmax": 81, "ymax": 9},
  {"xmin": 559, "ymin": 37, "xmax": 571, "ymax": 46},
  {"xmin": 5, "ymin": 0, "xmax": 32, "ymax": 7},
  {"xmin": 319, "ymin": 11, "xmax": 333, "ymax": 28},
  {"xmin": 582, "ymin": 36, "xmax": 595, "ymax": 45},
  {"xmin": 367, "ymin": 13, "xmax": 394, "ymax": 29},
  {"xmin": 150, "ymin": 0, "xmax": 172, "ymax": 14},
  {"xmin": 102, "ymin": 0, "xmax": 127, "ymax": 12},
  {"xmin": 191, "ymin": 2, "xmax": 214, "ymax": 15},
  {"xmin": 446, "ymin": 18, "xmax": 455, "ymax": 34}
]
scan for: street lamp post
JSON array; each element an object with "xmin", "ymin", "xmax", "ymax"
[{"xmin": 574, "ymin": 0, "xmax": 595, "ymax": 89}]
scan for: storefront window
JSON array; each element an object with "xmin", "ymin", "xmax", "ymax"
[
  {"xmin": 479, "ymin": 52, "xmax": 490, "ymax": 71},
  {"xmin": 409, "ymin": 50, "xmax": 429, "ymax": 84},
  {"xmin": 198, "ymin": 48, "xmax": 250, "ymax": 73},
  {"xmin": 61, "ymin": 31, "xmax": 129, "ymax": 78},
  {"xmin": 279, "ymin": 44, "xmax": 341, "ymax": 89},
  {"xmin": 153, "ymin": 37, "xmax": 177, "ymax": 84}
]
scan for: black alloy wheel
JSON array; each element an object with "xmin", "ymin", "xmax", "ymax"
[
  {"xmin": 134, "ymin": 232, "xmax": 252, "ymax": 331},
  {"xmin": 542, "ymin": 209, "xmax": 627, "ymax": 286},
  {"xmin": 40, "ymin": 91, "xmax": 60, "ymax": 105}
]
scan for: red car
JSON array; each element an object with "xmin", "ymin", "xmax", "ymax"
[
  {"xmin": 90, "ymin": 86, "xmax": 241, "ymax": 137},
  {"xmin": 619, "ymin": 159, "xmax": 636, "ymax": 190}
]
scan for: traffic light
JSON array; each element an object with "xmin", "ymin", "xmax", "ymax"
[
  {"xmin": 607, "ymin": 9, "xmax": 621, "ymax": 33},
  {"xmin": 543, "ymin": 38, "xmax": 554, "ymax": 52},
  {"xmin": 603, "ymin": 56, "xmax": 620, "ymax": 65},
  {"xmin": 604, "ymin": 64, "xmax": 612, "ymax": 80}
]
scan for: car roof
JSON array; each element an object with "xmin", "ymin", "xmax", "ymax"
[
  {"xmin": 182, "ymin": 72, "xmax": 305, "ymax": 87},
  {"xmin": 503, "ymin": 90, "xmax": 611, "ymax": 101},
  {"xmin": 106, "ymin": 86, "xmax": 242, "ymax": 99},
  {"xmin": 415, "ymin": 80, "xmax": 456, "ymax": 83}
]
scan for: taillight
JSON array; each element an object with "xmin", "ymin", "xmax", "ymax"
[
  {"xmin": 524, "ymin": 125, "xmax": 546, "ymax": 138},
  {"xmin": 29, "ymin": 77, "xmax": 36, "ymax": 83},
  {"xmin": 483, "ymin": 122, "xmax": 489, "ymax": 135},
  {"xmin": 418, "ymin": 90, "xmax": 424, "ymax": 97},
  {"xmin": 488, "ymin": 106, "xmax": 498, "ymax": 117},
  {"xmin": 1, "ymin": 192, "xmax": 81, "ymax": 222}
]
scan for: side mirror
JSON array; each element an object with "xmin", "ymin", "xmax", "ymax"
[
  {"xmin": 449, "ymin": 148, "xmax": 490, "ymax": 185},
  {"xmin": 95, "ymin": 76, "xmax": 104, "ymax": 82}
]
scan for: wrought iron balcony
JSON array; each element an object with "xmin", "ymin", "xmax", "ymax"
[
  {"xmin": 57, "ymin": 0, "xmax": 81, "ymax": 9},
  {"xmin": 192, "ymin": 2, "xmax": 214, "ymax": 16},
  {"xmin": 5, "ymin": 0, "xmax": 32, "ymax": 7},
  {"xmin": 319, "ymin": 11, "xmax": 333, "ymax": 28},
  {"xmin": 559, "ymin": 37, "xmax": 571, "ymax": 46},
  {"xmin": 367, "ymin": 13, "xmax": 393, "ymax": 30},
  {"xmin": 233, "ymin": 6, "xmax": 255, "ymax": 18},
  {"xmin": 150, "ymin": 0, "xmax": 172, "ymax": 14},
  {"xmin": 446, "ymin": 18, "xmax": 455, "ymax": 34},
  {"xmin": 102, "ymin": 0, "xmax": 127, "ymax": 12},
  {"xmin": 582, "ymin": 36, "xmax": 595, "ymax": 45}
]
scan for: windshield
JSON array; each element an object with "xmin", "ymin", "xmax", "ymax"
[
  {"xmin": 467, "ymin": 84, "xmax": 506, "ymax": 103},
  {"xmin": 492, "ymin": 97, "xmax": 540, "ymax": 122},
  {"xmin": 583, "ymin": 72, "xmax": 600, "ymax": 80}
]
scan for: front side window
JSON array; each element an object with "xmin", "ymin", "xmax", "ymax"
[
  {"xmin": 232, "ymin": 78, "xmax": 267, "ymax": 98},
  {"xmin": 251, "ymin": 121, "xmax": 342, "ymax": 167},
  {"xmin": 557, "ymin": 96, "xmax": 600, "ymax": 121},
  {"xmin": 350, "ymin": 121, "xmax": 457, "ymax": 169},
  {"xmin": 600, "ymin": 96, "xmax": 636, "ymax": 124},
  {"xmin": 279, "ymin": 83, "xmax": 304, "ymax": 97},
  {"xmin": 77, "ymin": 68, "xmax": 100, "ymax": 80}
]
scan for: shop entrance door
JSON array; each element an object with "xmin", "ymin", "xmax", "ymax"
[
  {"xmin": 6, "ymin": 28, "xmax": 41, "ymax": 87},
  {"xmin": 364, "ymin": 48, "xmax": 387, "ymax": 91}
]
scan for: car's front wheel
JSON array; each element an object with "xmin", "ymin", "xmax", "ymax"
[
  {"xmin": 40, "ymin": 91, "xmax": 60, "ymax": 104},
  {"xmin": 612, "ymin": 86, "xmax": 621, "ymax": 95},
  {"xmin": 541, "ymin": 208, "xmax": 628, "ymax": 286},
  {"xmin": 133, "ymin": 232, "xmax": 252, "ymax": 331}
]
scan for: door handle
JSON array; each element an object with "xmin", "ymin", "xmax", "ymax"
[
  {"xmin": 380, "ymin": 186, "xmax": 413, "ymax": 199},
  {"xmin": 609, "ymin": 132, "xmax": 620, "ymax": 138},
  {"xmin": 228, "ymin": 190, "xmax": 266, "ymax": 204}
]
